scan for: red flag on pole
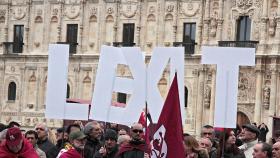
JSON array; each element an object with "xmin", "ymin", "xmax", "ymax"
[{"xmin": 150, "ymin": 73, "xmax": 185, "ymax": 158}]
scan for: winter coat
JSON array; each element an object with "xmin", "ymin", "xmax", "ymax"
[
  {"xmin": 37, "ymin": 138, "xmax": 59, "ymax": 158},
  {"xmin": 116, "ymin": 140, "xmax": 148, "ymax": 158},
  {"xmin": 93, "ymin": 145, "xmax": 118, "ymax": 158},
  {"xmin": 84, "ymin": 137, "xmax": 102, "ymax": 158},
  {"xmin": 58, "ymin": 148, "xmax": 83, "ymax": 158},
  {"xmin": 0, "ymin": 139, "xmax": 39, "ymax": 158}
]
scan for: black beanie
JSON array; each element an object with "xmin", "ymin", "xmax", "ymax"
[{"xmin": 104, "ymin": 129, "xmax": 118, "ymax": 141}]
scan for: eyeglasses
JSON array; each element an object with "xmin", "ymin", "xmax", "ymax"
[
  {"xmin": 35, "ymin": 128, "xmax": 45, "ymax": 131},
  {"xmin": 132, "ymin": 129, "xmax": 143, "ymax": 133}
]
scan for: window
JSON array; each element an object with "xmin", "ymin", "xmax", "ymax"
[
  {"xmin": 8, "ymin": 82, "xmax": 16, "ymax": 101},
  {"xmin": 66, "ymin": 24, "xmax": 78, "ymax": 54},
  {"xmin": 183, "ymin": 23, "xmax": 196, "ymax": 54},
  {"xmin": 236, "ymin": 16, "xmax": 251, "ymax": 41},
  {"xmin": 183, "ymin": 23, "xmax": 196, "ymax": 42},
  {"xmin": 117, "ymin": 92, "xmax": 127, "ymax": 104},
  {"xmin": 13, "ymin": 25, "xmax": 24, "ymax": 53},
  {"xmin": 67, "ymin": 84, "xmax": 70, "ymax": 99},
  {"xmin": 122, "ymin": 23, "xmax": 135, "ymax": 46}
]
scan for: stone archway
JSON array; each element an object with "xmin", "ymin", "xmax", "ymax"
[{"xmin": 237, "ymin": 111, "xmax": 250, "ymax": 127}]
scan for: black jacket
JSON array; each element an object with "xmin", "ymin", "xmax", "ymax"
[
  {"xmin": 84, "ymin": 137, "xmax": 102, "ymax": 158},
  {"xmin": 93, "ymin": 145, "xmax": 118, "ymax": 158},
  {"xmin": 37, "ymin": 138, "xmax": 59, "ymax": 158}
]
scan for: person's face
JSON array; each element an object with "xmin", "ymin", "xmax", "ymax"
[
  {"xmin": 242, "ymin": 128, "xmax": 256, "ymax": 142},
  {"xmin": 227, "ymin": 131, "xmax": 236, "ymax": 145},
  {"xmin": 118, "ymin": 129, "xmax": 127, "ymax": 136},
  {"xmin": 253, "ymin": 144, "xmax": 267, "ymax": 158},
  {"xmin": 199, "ymin": 138, "xmax": 212, "ymax": 152},
  {"xmin": 202, "ymin": 128, "xmax": 214, "ymax": 139},
  {"xmin": 89, "ymin": 124, "xmax": 102, "ymax": 139},
  {"xmin": 25, "ymin": 134, "xmax": 37, "ymax": 146},
  {"xmin": 272, "ymin": 142, "xmax": 280, "ymax": 158},
  {"xmin": 105, "ymin": 138, "xmax": 117, "ymax": 149},
  {"xmin": 72, "ymin": 138, "xmax": 86, "ymax": 150},
  {"xmin": 131, "ymin": 124, "xmax": 144, "ymax": 141},
  {"xmin": 35, "ymin": 125, "xmax": 48, "ymax": 140},
  {"xmin": 56, "ymin": 132, "xmax": 68, "ymax": 140},
  {"xmin": 7, "ymin": 140, "xmax": 23, "ymax": 153}
]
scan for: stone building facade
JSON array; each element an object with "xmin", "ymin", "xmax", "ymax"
[{"xmin": 0, "ymin": 0, "xmax": 279, "ymax": 137}]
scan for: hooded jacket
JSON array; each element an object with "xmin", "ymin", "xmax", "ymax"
[{"xmin": 0, "ymin": 138, "xmax": 39, "ymax": 158}]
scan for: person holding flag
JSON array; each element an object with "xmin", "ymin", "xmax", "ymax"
[{"xmin": 149, "ymin": 74, "xmax": 185, "ymax": 158}]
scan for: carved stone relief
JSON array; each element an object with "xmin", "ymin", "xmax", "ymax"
[
  {"xmin": 209, "ymin": 12, "xmax": 218, "ymax": 37},
  {"xmin": 12, "ymin": 7, "xmax": 27, "ymax": 20},
  {"xmin": 148, "ymin": 6, "xmax": 155, "ymax": 14},
  {"xmin": 120, "ymin": 4, "xmax": 137, "ymax": 18},
  {"xmin": 64, "ymin": 5, "xmax": 80, "ymax": 19},
  {"xmin": 263, "ymin": 86, "xmax": 270, "ymax": 109},
  {"xmin": 204, "ymin": 85, "xmax": 211, "ymax": 108},
  {"xmin": 90, "ymin": 7, "xmax": 98, "ymax": 16},
  {"xmin": 35, "ymin": 16, "xmax": 43, "ymax": 23},
  {"xmin": 268, "ymin": 18, "xmax": 276, "ymax": 36},
  {"xmin": 179, "ymin": 2, "xmax": 200, "ymax": 17},
  {"xmin": 238, "ymin": 70, "xmax": 256, "ymax": 103}
]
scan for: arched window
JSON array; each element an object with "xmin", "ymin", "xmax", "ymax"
[
  {"xmin": 8, "ymin": 82, "xmax": 16, "ymax": 101},
  {"xmin": 67, "ymin": 84, "xmax": 70, "ymax": 99},
  {"xmin": 236, "ymin": 16, "xmax": 251, "ymax": 41},
  {"xmin": 185, "ymin": 86, "xmax": 188, "ymax": 107}
]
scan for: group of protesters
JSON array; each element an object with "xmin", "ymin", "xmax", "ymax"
[
  {"xmin": 0, "ymin": 121, "xmax": 280, "ymax": 158},
  {"xmin": 183, "ymin": 123, "xmax": 280, "ymax": 158},
  {"xmin": 0, "ymin": 121, "xmax": 149, "ymax": 158}
]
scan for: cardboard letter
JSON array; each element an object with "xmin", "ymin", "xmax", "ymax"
[
  {"xmin": 201, "ymin": 46, "xmax": 255, "ymax": 128},
  {"xmin": 45, "ymin": 44, "xmax": 89, "ymax": 120},
  {"xmin": 90, "ymin": 46, "xmax": 146, "ymax": 125}
]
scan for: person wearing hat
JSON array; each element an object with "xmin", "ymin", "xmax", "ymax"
[
  {"xmin": 0, "ymin": 127, "xmax": 39, "ymax": 158},
  {"xmin": 238, "ymin": 124, "xmax": 261, "ymax": 158},
  {"xmin": 57, "ymin": 131, "xmax": 87, "ymax": 158},
  {"xmin": 94, "ymin": 129, "xmax": 119, "ymax": 158}
]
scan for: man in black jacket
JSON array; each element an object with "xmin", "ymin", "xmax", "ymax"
[
  {"xmin": 35, "ymin": 123, "xmax": 59, "ymax": 158},
  {"xmin": 94, "ymin": 129, "xmax": 119, "ymax": 158},
  {"xmin": 84, "ymin": 121, "xmax": 103, "ymax": 158}
]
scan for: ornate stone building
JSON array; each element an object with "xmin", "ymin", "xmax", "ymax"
[{"xmin": 0, "ymin": 0, "xmax": 278, "ymax": 137}]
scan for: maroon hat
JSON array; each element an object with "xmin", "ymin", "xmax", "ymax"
[{"xmin": 6, "ymin": 127, "xmax": 23, "ymax": 146}]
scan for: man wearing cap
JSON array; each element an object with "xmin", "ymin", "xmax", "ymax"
[
  {"xmin": 0, "ymin": 127, "xmax": 39, "ymax": 158},
  {"xmin": 239, "ymin": 124, "xmax": 261, "ymax": 158},
  {"xmin": 57, "ymin": 131, "xmax": 87, "ymax": 158},
  {"xmin": 94, "ymin": 129, "xmax": 119, "ymax": 158}
]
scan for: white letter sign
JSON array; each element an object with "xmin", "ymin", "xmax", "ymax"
[
  {"xmin": 90, "ymin": 46, "xmax": 185, "ymax": 126},
  {"xmin": 201, "ymin": 46, "xmax": 255, "ymax": 128},
  {"xmin": 45, "ymin": 44, "xmax": 88, "ymax": 120}
]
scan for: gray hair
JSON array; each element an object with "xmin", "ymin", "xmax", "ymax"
[{"xmin": 84, "ymin": 121, "xmax": 99, "ymax": 135}]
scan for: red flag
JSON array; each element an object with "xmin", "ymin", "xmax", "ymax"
[{"xmin": 150, "ymin": 74, "xmax": 185, "ymax": 158}]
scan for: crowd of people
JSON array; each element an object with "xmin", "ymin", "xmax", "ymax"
[{"xmin": 0, "ymin": 121, "xmax": 279, "ymax": 158}]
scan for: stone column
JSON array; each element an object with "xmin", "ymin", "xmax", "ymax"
[
  {"xmin": 216, "ymin": 19, "xmax": 223, "ymax": 41},
  {"xmin": 254, "ymin": 64, "xmax": 263, "ymax": 124},
  {"xmin": 195, "ymin": 66, "xmax": 206, "ymax": 137},
  {"xmin": 262, "ymin": 0, "xmax": 268, "ymax": 17},
  {"xmin": 79, "ymin": 1, "xmax": 85, "ymax": 53},
  {"xmin": 273, "ymin": 17, "xmax": 280, "ymax": 54},
  {"xmin": 202, "ymin": 0, "xmax": 210, "ymax": 44},
  {"xmin": 267, "ymin": 61, "xmax": 278, "ymax": 138},
  {"xmin": 209, "ymin": 68, "xmax": 216, "ymax": 125}
]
